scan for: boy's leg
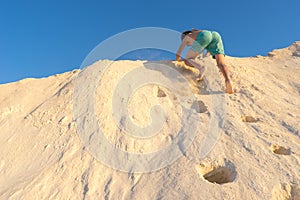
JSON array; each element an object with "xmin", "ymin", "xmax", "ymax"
[
  {"xmin": 214, "ymin": 54, "xmax": 234, "ymax": 94},
  {"xmin": 184, "ymin": 49, "xmax": 206, "ymax": 80}
]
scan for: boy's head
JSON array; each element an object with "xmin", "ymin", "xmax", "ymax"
[{"xmin": 181, "ymin": 30, "xmax": 192, "ymax": 41}]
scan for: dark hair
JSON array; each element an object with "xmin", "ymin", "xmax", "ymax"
[{"xmin": 181, "ymin": 30, "xmax": 192, "ymax": 41}]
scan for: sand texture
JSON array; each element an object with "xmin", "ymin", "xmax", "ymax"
[{"xmin": 0, "ymin": 42, "xmax": 299, "ymax": 199}]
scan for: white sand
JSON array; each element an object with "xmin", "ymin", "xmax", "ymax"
[{"xmin": 0, "ymin": 42, "xmax": 299, "ymax": 199}]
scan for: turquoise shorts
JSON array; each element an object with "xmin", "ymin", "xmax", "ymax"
[{"xmin": 191, "ymin": 30, "xmax": 225, "ymax": 57}]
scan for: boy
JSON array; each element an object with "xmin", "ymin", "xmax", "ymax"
[{"xmin": 176, "ymin": 29, "xmax": 234, "ymax": 94}]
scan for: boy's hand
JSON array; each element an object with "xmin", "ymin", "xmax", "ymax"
[{"xmin": 176, "ymin": 54, "xmax": 181, "ymax": 61}]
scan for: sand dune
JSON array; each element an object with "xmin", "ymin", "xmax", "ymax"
[{"xmin": 0, "ymin": 42, "xmax": 299, "ymax": 199}]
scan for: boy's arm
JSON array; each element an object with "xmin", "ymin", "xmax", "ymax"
[{"xmin": 176, "ymin": 40, "xmax": 186, "ymax": 61}]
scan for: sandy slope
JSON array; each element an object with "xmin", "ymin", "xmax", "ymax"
[{"xmin": 0, "ymin": 42, "xmax": 299, "ymax": 200}]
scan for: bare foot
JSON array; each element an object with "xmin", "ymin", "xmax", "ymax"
[
  {"xmin": 197, "ymin": 65, "xmax": 206, "ymax": 82},
  {"xmin": 197, "ymin": 74, "xmax": 204, "ymax": 82},
  {"xmin": 225, "ymin": 80, "xmax": 234, "ymax": 94}
]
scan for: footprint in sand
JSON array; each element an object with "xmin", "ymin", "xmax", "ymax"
[
  {"xmin": 241, "ymin": 115, "xmax": 258, "ymax": 123},
  {"xmin": 271, "ymin": 145, "xmax": 291, "ymax": 155},
  {"xmin": 195, "ymin": 160, "xmax": 237, "ymax": 184},
  {"xmin": 154, "ymin": 86, "xmax": 167, "ymax": 98},
  {"xmin": 191, "ymin": 100, "xmax": 208, "ymax": 113}
]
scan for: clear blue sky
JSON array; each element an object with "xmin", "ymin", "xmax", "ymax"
[{"xmin": 0, "ymin": 0, "xmax": 299, "ymax": 84}]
